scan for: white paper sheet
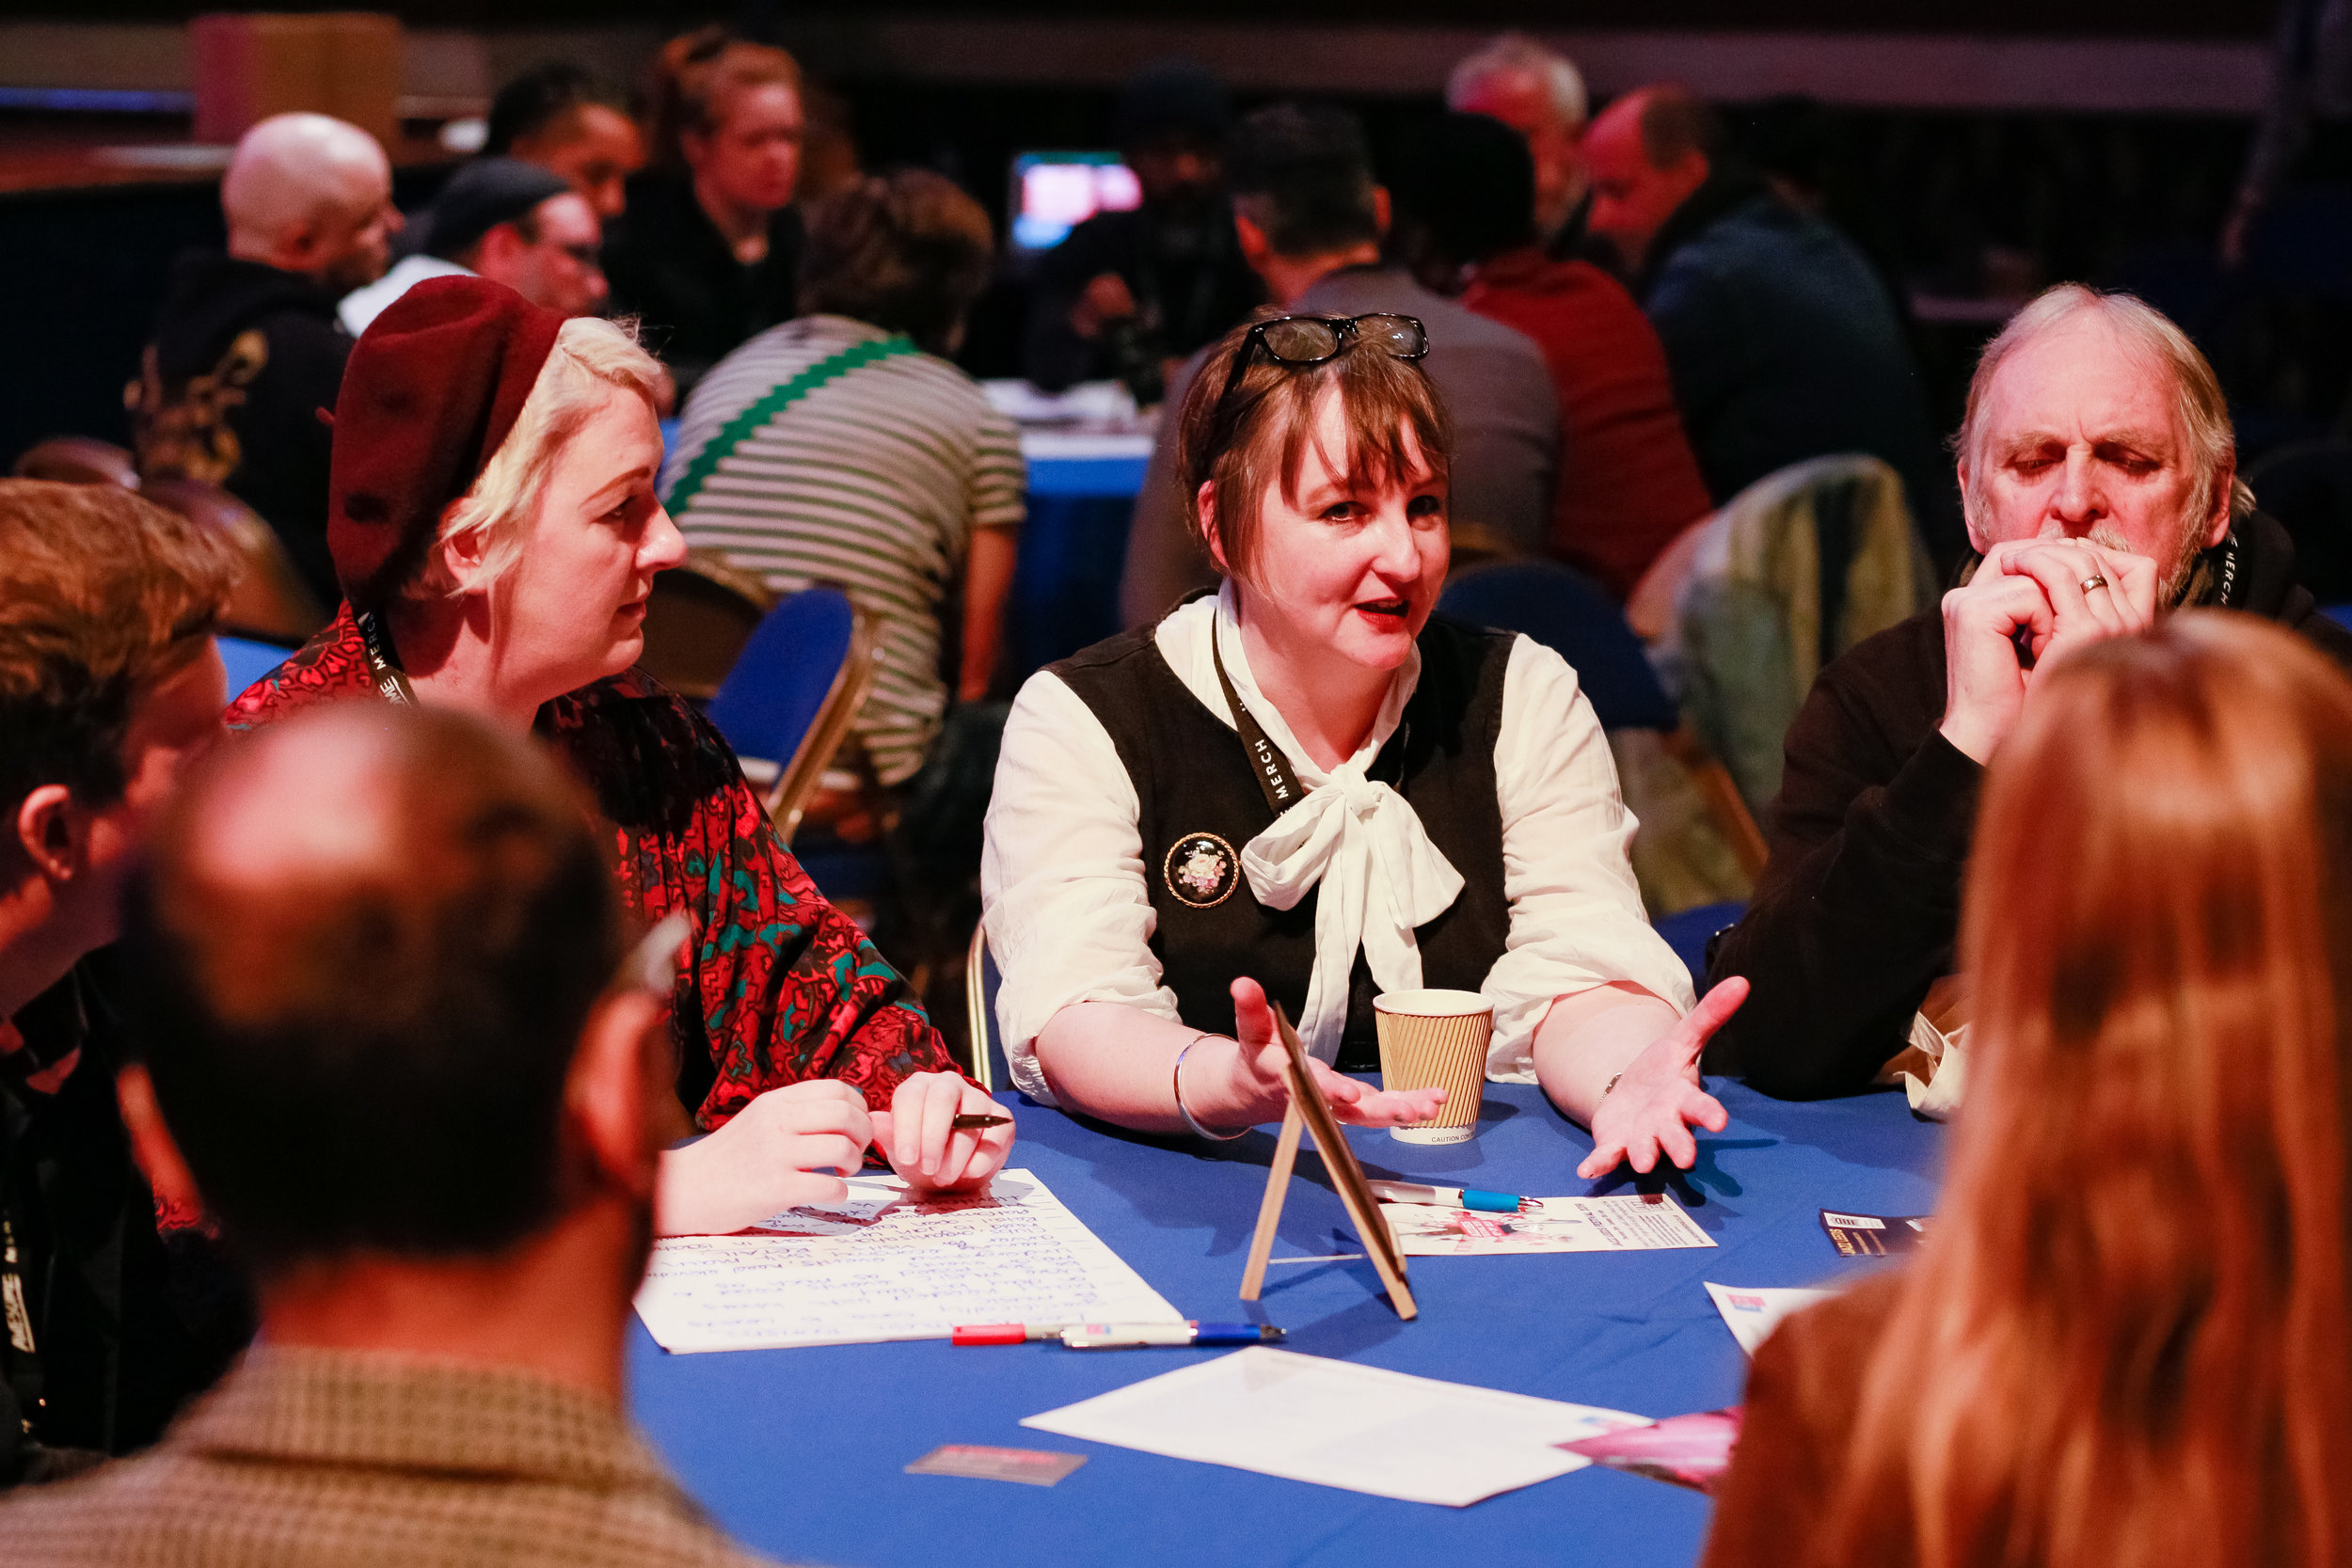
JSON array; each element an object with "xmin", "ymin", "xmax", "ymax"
[
  {"xmin": 1703, "ymin": 1281, "xmax": 1836, "ymax": 1355},
  {"xmin": 1382, "ymin": 1192, "xmax": 1718, "ymax": 1256},
  {"xmin": 1022, "ymin": 1346, "xmax": 1647, "ymax": 1507},
  {"xmin": 633, "ymin": 1169, "xmax": 1182, "ymax": 1353}
]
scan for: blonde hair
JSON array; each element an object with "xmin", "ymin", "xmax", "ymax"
[
  {"xmin": 1826, "ymin": 612, "xmax": 2352, "ymax": 1568},
  {"xmin": 1957, "ymin": 284, "xmax": 2253, "ymax": 535},
  {"xmin": 429, "ymin": 316, "xmax": 663, "ymax": 598}
]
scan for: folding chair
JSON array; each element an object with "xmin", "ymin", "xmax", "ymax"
[
  {"xmin": 637, "ymin": 551, "xmax": 776, "ymax": 702},
  {"xmin": 140, "ymin": 476, "xmax": 328, "ymax": 644},
  {"xmin": 704, "ymin": 586, "xmax": 875, "ymax": 843},
  {"xmin": 961, "ymin": 922, "xmax": 1012, "ymax": 1093},
  {"xmin": 1440, "ymin": 558, "xmax": 1768, "ymax": 882}
]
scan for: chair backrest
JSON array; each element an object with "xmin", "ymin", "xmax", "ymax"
[
  {"xmin": 706, "ymin": 586, "xmax": 874, "ymax": 841},
  {"xmin": 11, "ymin": 436, "xmax": 140, "ymax": 490},
  {"xmin": 963, "ymin": 922, "xmax": 1010, "ymax": 1092},
  {"xmin": 139, "ymin": 475, "xmax": 329, "ymax": 644},
  {"xmin": 1438, "ymin": 559, "xmax": 1679, "ymax": 732},
  {"xmin": 1676, "ymin": 453, "xmax": 1934, "ymax": 811},
  {"xmin": 637, "ymin": 552, "xmax": 776, "ymax": 702},
  {"xmin": 215, "ymin": 634, "xmax": 294, "ymax": 696}
]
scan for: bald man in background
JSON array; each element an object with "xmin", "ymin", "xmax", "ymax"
[{"xmin": 129, "ymin": 113, "xmax": 402, "ymax": 608}]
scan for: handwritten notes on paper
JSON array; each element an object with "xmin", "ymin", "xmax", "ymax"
[
  {"xmin": 1024, "ymin": 1347, "xmax": 1648, "ymax": 1507},
  {"xmin": 633, "ymin": 1169, "xmax": 1183, "ymax": 1354},
  {"xmin": 1381, "ymin": 1192, "xmax": 1717, "ymax": 1257}
]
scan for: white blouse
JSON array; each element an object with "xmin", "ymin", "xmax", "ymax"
[{"xmin": 979, "ymin": 589, "xmax": 1692, "ymax": 1106}]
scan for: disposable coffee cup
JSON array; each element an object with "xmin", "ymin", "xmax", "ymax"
[{"xmin": 1373, "ymin": 989, "xmax": 1493, "ymax": 1144}]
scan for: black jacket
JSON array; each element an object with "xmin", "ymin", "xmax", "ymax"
[
  {"xmin": 0, "ymin": 958, "xmax": 250, "ymax": 1487},
  {"xmin": 1704, "ymin": 512, "xmax": 2352, "ymax": 1098},
  {"xmin": 1635, "ymin": 173, "xmax": 1959, "ymax": 565},
  {"xmin": 602, "ymin": 170, "xmax": 803, "ymax": 402},
  {"xmin": 130, "ymin": 254, "xmax": 350, "ymax": 608}
]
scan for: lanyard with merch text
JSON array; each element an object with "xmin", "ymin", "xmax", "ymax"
[
  {"xmin": 1211, "ymin": 622, "xmax": 1300, "ymax": 815},
  {"xmin": 1208, "ymin": 620, "xmax": 1411, "ymax": 816},
  {"xmin": 356, "ymin": 609, "xmax": 418, "ymax": 706}
]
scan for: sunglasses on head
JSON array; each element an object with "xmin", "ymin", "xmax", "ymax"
[{"xmin": 1203, "ymin": 312, "xmax": 1430, "ymax": 459}]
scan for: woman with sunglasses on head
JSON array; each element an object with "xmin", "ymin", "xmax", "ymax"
[{"xmin": 983, "ymin": 309, "xmax": 1746, "ymax": 1172}]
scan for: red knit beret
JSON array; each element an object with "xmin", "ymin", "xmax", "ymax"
[{"xmin": 326, "ymin": 275, "xmax": 564, "ymax": 610}]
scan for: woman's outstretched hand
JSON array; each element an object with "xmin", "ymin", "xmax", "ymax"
[
  {"xmin": 1220, "ymin": 977, "xmax": 1447, "ymax": 1130},
  {"xmin": 1577, "ymin": 976, "xmax": 1750, "ymax": 1180}
]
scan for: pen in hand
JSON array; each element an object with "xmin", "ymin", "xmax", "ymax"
[{"xmin": 950, "ymin": 1113, "xmax": 1012, "ymax": 1130}]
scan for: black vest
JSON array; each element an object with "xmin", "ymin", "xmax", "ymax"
[{"xmin": 1052, "ymin": 613, "xmax": 1515, "ymax": 1070}]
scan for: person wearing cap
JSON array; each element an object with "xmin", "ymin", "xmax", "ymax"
[
  {"xmin": 1022, "ymin": 59, "xmax": 1263, "ymax": 396},
  {"xmin": 228, "ymin": 276, "xmax": 1013, "ymax": 1236},
  {"xmin": 341, "ymin": 157, "xmax": 610, "ymax": 336}
]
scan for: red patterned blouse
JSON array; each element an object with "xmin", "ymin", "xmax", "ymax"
[{"xmin": 226, "ymin": 607, "xmax": 956, "ymax": 1127}]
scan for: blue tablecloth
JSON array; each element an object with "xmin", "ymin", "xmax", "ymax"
[{"xmin": 628, "ymin": 1079, "xmax": 1943, "ymax": 1568}]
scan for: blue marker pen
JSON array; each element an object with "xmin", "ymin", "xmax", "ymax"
[
  {"xmin": 1367, "ymin": 1179, "xmax": 1534, "ymax": 1214},
  {"xmin": 1060, "ymin": 1322, "xmax": 1284, "ymax": 1349}
]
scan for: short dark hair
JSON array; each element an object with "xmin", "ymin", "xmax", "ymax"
[
  {"xmin": 1226, "ymin": 102, "xmax": 1380, "ymax": 258},
  {"xmin": 123, "ymin": 705, "xmax": 625, "ymax": 1275},
  {"xmin": 1389, "ymin": 111, "xmax": 1536, "ymax": 268},
  {"xmin": 485, "ymin": 61, "xmax": 631, "ymax": 158},
  {"xmin": 799, "ymin": 171, "xmax": 995, "ymax": 355},
  {"xmin": 0, "ymin": 479, "xmax": 233, "ymax": 823},
  {"xmin": 1634, "ymin": 84, "xmax": 1723, "ymax": 170}
]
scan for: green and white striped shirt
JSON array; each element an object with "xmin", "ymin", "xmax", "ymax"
[{"xmin": 663, "ymin": 314, "xmax": 1025, "ymax": 785}]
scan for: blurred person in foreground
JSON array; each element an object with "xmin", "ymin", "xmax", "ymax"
[
  {"xmin": 485, "ymin": 61, "xmax": 645, "ymax": 222},
  {"xmin": 1120, "ymin": 102, "xmax": 1557, "ymax": 627},
  {"xmin": 229, "ymin": 276, "xmax": 1009, "ymax": 1235},
  {"xmin": 1704, "ymin": 613, "xmax": 2352, "ymax": 1568},
  {"xmin": 0, "ymin": 703, "xmax": 791, "ymax": 1567},
  {"xmin": 1023, "ymin": 59, "xmax": 1261, "ymax": 397},
  {"xmin": 128, "ymin": 112, "xmax": 400, "ymax": 608},
  {"xmin": 1707, "ymin": 285, "xmax": 2352, "ymax": 1102},
  {"xmin": 667, "ymin": 171, "xmax": 1021, "ymax": 905},
  {"xmin": 0, "ymin": 482, "xmax": 243, "ymax": 1484},
  {"xmin": 341, "ymin": 157, "xmax": 609, "ymax": 335},
  {"xmin": 605, "ymin": 31, "xmax": 808, "ymax": 401},
  {"xmin": 1581, "ymin": 84, "xmax": 1952, "ymax": 564},
  {"xmin": 990, "ymin": 311, "xmax": 1733, "ymax": 1179},
  {"xmin": 1391, "ymin": 111, "xmax": 1712, "ymax": 602},
  {"xmin": 1445, "ymin": 32, "xmax": 1606, "ymax": 265}
]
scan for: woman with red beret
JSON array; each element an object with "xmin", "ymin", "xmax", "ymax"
[{"xmin": 228, "ymin": 275, "xmax": 1010, "ymax": 1231}]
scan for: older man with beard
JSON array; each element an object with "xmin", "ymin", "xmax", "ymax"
[{"xmin": 1704, "ymin": 284, "xmax": 2352, "ymax": 1101}]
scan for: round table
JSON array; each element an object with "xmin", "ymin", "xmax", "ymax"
[{"xmin": 629, "ymin": 1078, "xmax": 1943, "ymax": 1568}]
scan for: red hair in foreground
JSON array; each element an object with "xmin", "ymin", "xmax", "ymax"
[{"xmin": 1832, "ymin": 611, "xmax": 2352, "ymax": 1568}]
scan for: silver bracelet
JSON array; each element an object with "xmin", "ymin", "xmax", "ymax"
[
  {"xmin": 1173, "ymin": 1032, "xmax": 1251, "ymax": 1141},
  {"xmin": 1600, "ymin": 1072, "xmax": 1624, "ymax": 1100}
]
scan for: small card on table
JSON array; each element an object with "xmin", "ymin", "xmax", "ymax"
[
  {"xmin": 1820, "ymin": 1208, "xmax": 1931, "ymax": 1257},
  {"xmin": 905, "ymin": 1444, "xmax": 1088, "ymax": 1486}
]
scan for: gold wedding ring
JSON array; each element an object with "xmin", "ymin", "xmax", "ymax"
[{"xmin": 2080, "ymin": 574, "xmax": 2109, "ymax": 594}]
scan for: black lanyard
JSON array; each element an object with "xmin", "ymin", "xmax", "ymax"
[
  {"xmin": 1210, "ymin": 621, "xmax": 1302, "ymax": 815},
  {"xmin": 355, "ymin": 609, "xmax": 417, "ymax": 706}
]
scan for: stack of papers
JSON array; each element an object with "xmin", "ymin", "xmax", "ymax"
[
  {"xmin": 634, "ymin": 1170, "xmax": 1181, "ymax": 1353},
  {"xmin": 1024, "ymin": 1346, "xmax": 1647, "ymax": 1507}
]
